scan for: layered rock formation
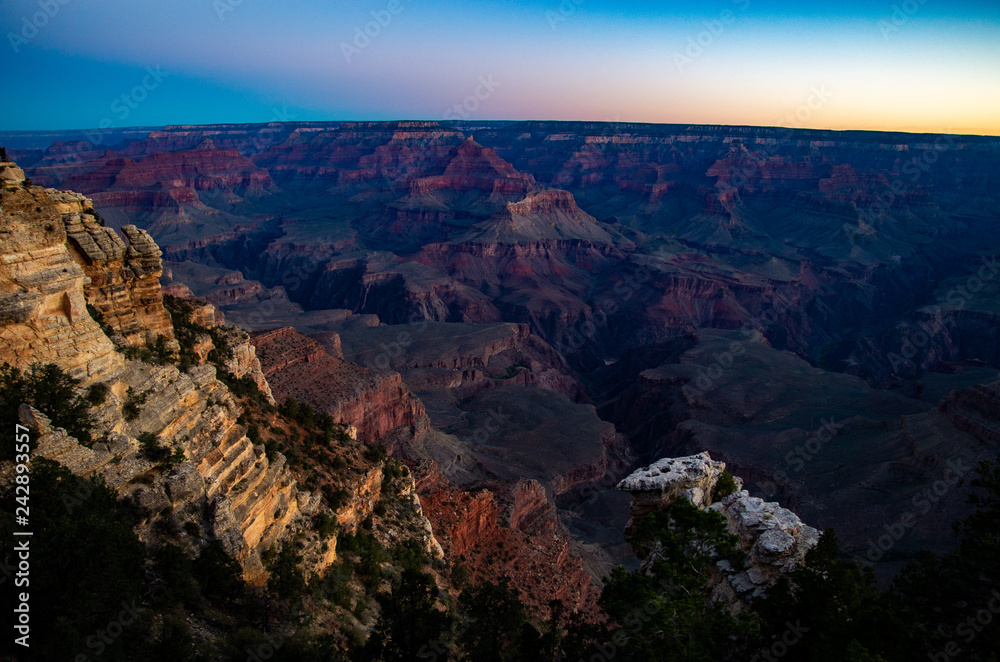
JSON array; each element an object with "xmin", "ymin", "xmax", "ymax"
[
  {"xmin": 61, "ymin": 195, "xmax": 176, "ymax": 349},
  {"xmin": 7, "ymin": 121, "xmax": 1000, "ymax": 587},
  {"xmin": 420, "ymin": 477, "xmax": 596, "ymax": 618},
  {"xmin": 0, "ymin": 169, "xmax": 328, "ymax": 582},
  {"xmin": 252, "ymin": 326, "xmax": 430, "ymax": 449},
  {"xmin": 0, "ymin": 176, "xmax": 122, "ymax": 384},
  {"xmin": 617, "ymin": 452, "xmax": 820, "ymax": 611}
]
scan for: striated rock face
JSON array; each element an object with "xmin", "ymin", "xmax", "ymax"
[
  {"xmin": 253, "ymin": 326, "xmax": 430, "ymax": 449},
  {"xmin": 0, "ymin": 183, "xmax": 122, "ymax": 384},
  {"xmin": 618, "ymin": 453, "xmax": 820, "ymax": 611},
  {"xmin": 940, "ymin": 379, "xmax": 1000, "ymax": 444},
  {"xmin": 218, "ymin": 324, "xmax": 276, "ymax": 405},
  {"xmin": 334, "ymin": 462, "xmax": 384, "ymax": 532},
  {"xmin": 420, "ymin": 482, "xmax": 596, "ymax": 618},
  {"xmin": 1, "ymin": 160, "xmax": 26, "ymax": 186},
  {"xmin": 499, "ymin": 479, "xmax": 560, "ymax": 537},
  {"xmin": 0, "ymin": 169, "xmax": 333, "ymax": 582},
  {"xmin": 61, "ymin": 141, "xmax": 274, "ymax": 197},
  {"xmin": 61, "ymin": 198, "xmax": 176, "ymax": 349}
]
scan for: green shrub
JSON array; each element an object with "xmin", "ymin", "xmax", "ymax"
[
  {"xmin": 86, "ymin": 382, "xmax": 109, "ymax": 406},
  {"xmin": 713, "ymin": 471, "xmax": 738, "ymax": 501},
  {"xmin": 323, "ymin": 485, "xmax": 350, "ymax": 511},
  {"xmin": 137, "ymin": 431, "xmax": 173, "ymax": 465},
  {"xmin": 123, "ymin": 387, "xmax": 147, "ymax": 421},
  {"xmin": 268, "ymin": 545, "xmax": 305, "ymax": 601},
  {"xmin": 0, "ymin": 362, "xmax": 96, "ymax": 455},
  {"xmin": 365, "ymin": 444, "xmax": 388, "ymax": 463},
  {"xmin": 313, "ymin": 511, "xmax": 339, "ymax": 539}
]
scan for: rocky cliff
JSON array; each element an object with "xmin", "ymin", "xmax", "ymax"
[
  {"xmin": 618, "ymin": 452, "xmax": 820, "ymax": 612},
  {"xmin": 60, "ymin": 194, "xmax": 177, "ymax": 350},
  {"xmin": 419, "ymin": 475, "xmax": 597, "ymax": 618},
  {"xmin": 0, "ymin": 168, "xmax": 122, "ymax": 384},
  {"xmin": 252, "ymin": 326, "xmax": 430, "ymax": 449},
  {"xmin": 0, "ymin": 167, "xmax": 329, "ymax": 582}
]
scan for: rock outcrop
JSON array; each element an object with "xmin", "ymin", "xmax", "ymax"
[
  {"xmin": 616, "ymin": 452, "xmax": 730, "ymax": 529},
  {"xmin": 618, "ymin": 452, "xmax": 820, "ymax": 611},
  {"xmin": 61, "ymin": 195, "xmax": 177, "ymax": 349},
  {"xmin": 0, "ymin": 181, "xmax": 122, "ymax": 384},
  {"xmin": 253, "ymin": 326, "xmax": 430, "ymax": 449},
  {"xmin": 420, "ymin": 480, "xmax": 596, "ymax": 618},
  {"xmin": 0, "ymin": 168, "xmax": 332, "ymax": 582}
]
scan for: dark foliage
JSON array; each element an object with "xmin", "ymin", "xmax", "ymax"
[{"xmin": 0, "ymin": 363, "xmax": 95, "ymax": 457}]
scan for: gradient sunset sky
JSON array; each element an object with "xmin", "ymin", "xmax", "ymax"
[{"xmin": 2, "ymin": 0, "xmax": 998, "ymax": 134}]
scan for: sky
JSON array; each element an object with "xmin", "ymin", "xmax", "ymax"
[{"xmin": 1, "ymin": 0, "xmax": 998, "ymax": 135}]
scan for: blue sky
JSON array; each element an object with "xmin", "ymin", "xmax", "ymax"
[{"xmin": 2, "ymin": 0, "xmax": 998, "ymax": 134}]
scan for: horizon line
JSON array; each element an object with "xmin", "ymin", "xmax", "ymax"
[{"xmin": 1, "ymin": 119, "xmax": 998, "ymax": 140}]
